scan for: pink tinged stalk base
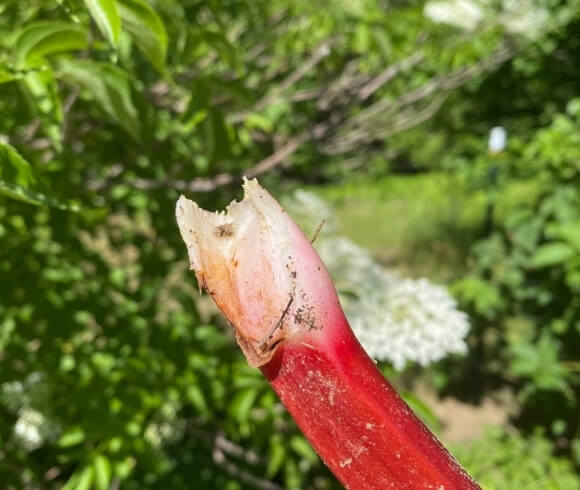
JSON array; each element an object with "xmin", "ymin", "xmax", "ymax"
[{"xmin": 176, "ymin": 179, "xmax": 480, "ymax": 490}]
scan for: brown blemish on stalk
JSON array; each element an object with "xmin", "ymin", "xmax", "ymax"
[{"xmin": 294, "ymin": 303, "xmax": 319, "ymax": 331}]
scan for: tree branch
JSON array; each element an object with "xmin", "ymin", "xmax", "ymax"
[
  {"xmin": 229, "ymin": 39, "xmax": 336, "ymax": 124},
  {"xmin": 212, "ymin": 446, "xmax": 284, "ymax": 490},
  {"xmin": 323, "ymin": 93, "xmax": 449, "ymax": 155},
  {"xmin": 347, "ymin": 44, "xmax": 516, "ymax": 129},
  {"xmin": 95, "ymin": 43, "xmax": 516, "ymax": 195},
  {"xmin": 358, "ymin": 52, "xmax": 425, "ymax": 100}
]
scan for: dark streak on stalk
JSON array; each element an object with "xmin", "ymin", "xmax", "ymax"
[{"xmin": 257, "ymin": 295, "xmax": 294, "ymax": 350}]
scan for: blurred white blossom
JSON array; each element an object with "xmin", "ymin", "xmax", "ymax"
[
  {"xmin": 424, "ymin": 0, "xmax": 548, "ymax": 37},
  {"xmin": 1, "ymin": 372, "xmax": 48, "ymax": 411},
  {"xmin": 488, "ymin": 126, "xmax": 507, "ymax": 154},
  {"xmin": 1, "ymin": 372, "xmax": 60, "ymax": 451},
  {"xmin": 500, "ymin": 0, "xmax": 548, "ymax": 37},
  {"xmin": 144, "ymin": 400, "xmax": 184, "ymax": 447},
  {"xmin": 287, "ymin": 191, "xmax": 471, "ymax": 370},
  {"xmin": 424, "ymin": 0, "xmax": 484, "ymax": 30},
  {"xmin": 13, "ymin": 408, "xmax": 59, "ymax": 451},
  {"xmin": 316, "ymin": 237, "xmax": 387, "ymax": 294},
  {"xmin": 145, "ymin": 421, "xmax": 183, "ymax": 447}
]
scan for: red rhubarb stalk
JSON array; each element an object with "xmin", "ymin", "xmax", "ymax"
[{"xmin": 176, "ymin": 179, "xmax": 480, "ymax": 490}]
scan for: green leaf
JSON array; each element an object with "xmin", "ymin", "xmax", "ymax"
[
  {"xmin": 59, "ymin": 59, "xmax": 141, "ymax": 140},
  {"xmin": 229, "ymin": 387, "xmax": 258, "ymax": 422},
  {"xmin": 531, "ymin": 242, "xmax": 575, "ymax": 268},
  {"xmin": 0, "ymin": 70, "xmax": 21, "ymax": 84},
  {"xmin": 208, "ymin": 77, "xmax": 253, "ymax": 104},
  {"xmin": 245, "ymin": 113, "xmax": 273, "ymax": 132},
  {"xmin": 21, "ymin": 65, "xmax": 63, "ymax": 151},
  {"xmin": 546, "ymin": 222, "xmax": 580, "ymax": 252},
  {"xmin": 117, "ymin": 0, "xmax": 168, "ymax": 72},
  {"xmin": 284, "ymin": 457, "xmax": 303, "ymax": 489},
  {"xmin": 74, "ymin": 466, "xmax": 94, "ymax": 490},
  {"xmin": 451, "ymin": 276, "xmax": 505, "ymax": 318},
  {"xmin": 182, "ymin": 79, "xmax": 210, "ymax": 123},
  {"xmin": 61, "ymin": 472, "xmax": 80, "ymax": 490},
  {"xmin": 0, "ymin": 143, "xmax": 80, "ymax": 210},
  {"xmin": 84, "ymin": 0, "xmax": 121, "ymax": 48},
  {"xmin": 372, "ymin": 27, "xmax": 393, "ymax": 61},
  {"xmin": 401, "ymin": 391, "xmax": 441, "ymax": 431},
  {"xmin": 290, "ymin": 435, "xmax": 318, "ymax": 463},
  {"xmin": 15, "ymin": 21, "xmax": 87, "ymax": 67},
  {"xmin": 114, "ymin": 457, "xmax": 135, "ymax": 479},
  {"xmin": 509, "ymin": 334, "xmax": 569, "ymax": 394},
  {"xmin": 267, "ymin": 436, "xmax": 286, "ymax": 477},
  {"xmin": 93, "ymin": 454, "xmax": 112, "ymax": 490},
  {"xmin": 58, "ymin": 426, "xmax": 86, "ymax": 447},
  {"xmin": 201, "ymin": 31, "xmax": 238, "ymax": 69},
  {"xmin": 186, "ymin": 384, "xmax": 209, "ymax": 414},
  {"xmin": 0, "ymin": 142, "xmax": 36, "ymax": 189},
  {"xmin": 207, "ymin": 108, "xmax": 230, "ymax": 163}
]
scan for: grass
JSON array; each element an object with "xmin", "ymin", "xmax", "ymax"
[
  {"xmin": 310, "ymin": 173, "xmax": 488, "ymax": 282},
  {"xmin": 306, "ymin": 172, "xmax": 544, "ymax": 283}
]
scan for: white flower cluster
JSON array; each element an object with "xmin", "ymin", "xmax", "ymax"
[
  {"xmin": 424, "ymin": 0, "xmax": 548, "ymax": 38},
  {"xmin": 1, "ymin": 372, "xmax": 59, "ymax": 451},
  {"xmin": 500, "ymin": 0, "xmax": 548, "ymax": 37},
  {"xmin": 13, "ymin": 408, "xmax": 59, "ymax": 451},
  {"xmin": 286, "ymin": 191, "xmax": 471, "ymax": 370},
  {"xmin": 144, "ymin": 400, "xmax": 185, "ymax": 448},
  {"xmin": 424, "ymin": 0, "xmax": 484, "ymax": 31}
]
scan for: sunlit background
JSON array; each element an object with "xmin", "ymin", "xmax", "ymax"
[{"xmin": 1, "ymin": 0, "xmax": 579, "ymax": 488}]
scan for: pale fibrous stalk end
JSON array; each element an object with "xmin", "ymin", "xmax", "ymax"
[{"xmin": 176, "ymin": 178, "xmax": 343, "ymax": 367}]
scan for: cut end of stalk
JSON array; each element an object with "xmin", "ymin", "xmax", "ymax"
[
  {"xmin": 176, "ymin": 178, "xmax": 343, "ymax": 367},
  {"xmin": 176, "ymin": 179, "xmax": 481, "ymax": 489}
]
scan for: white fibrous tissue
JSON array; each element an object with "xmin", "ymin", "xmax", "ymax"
[{"xmin": 286, "ymin": 192, "xmax": 470, "ymax": 370}]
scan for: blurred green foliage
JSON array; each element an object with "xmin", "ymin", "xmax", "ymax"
[
  {"xmin": 1, "ymin": 0, "xmax": 580, "ymax": 488},
  {"xmin": 454, "ymin": 427, "xmax": 580, "ymax": 490},
  {"xmin": 449, "ymin": 98, "xmax": 580, "ymax": 448}
]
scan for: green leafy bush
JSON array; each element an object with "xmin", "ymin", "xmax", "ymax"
[
  {"xmin": 455, "ymin": 428, "xmax": 580, "ymax": 490},
  {"xmin": 450, "ymin": 100, "xmax": 580, "ymax": 465},
  {"xmin": 1, "ymin": 0, "xmax": 580, "ymax": 488}
]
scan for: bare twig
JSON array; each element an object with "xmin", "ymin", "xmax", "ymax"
[
  {"xmin": 229, "ymin": 39, "xmax": 335, "ymax": 123},
  {"xmin": 358, "ymin": 52, "xmax": 425, "ymax": 100},
  {"xmin": 324, "ymin": 93, "xmax": 449, "ymax": 154},
  {"xmin": 21, "ymin": 120, "xmax": 42, "ymax": 143},
  {"xmin": 348, "ymin": 44, "xmax": 516, "ymax": 129},
  {"xmin": 214, "ymin": 432, "xmax": 262, "ymax": 465},
  {"xmin": 62, "ymin": 86, "xmax": 80, "ymax": 137},
  {"xmin": 182, "ymin": 427, "xmax": 282, "ymax": 490},
  {"xmin": 245, "ymin": 133, "xmax": 310, "ymax": 178},
  {"xmin": 212, "ymin": 446, "xmax": 284, "ymax": 490},
  {"xmin": 92, "ymin": 43, "xmax": 516, "ymax": 195},
  {"xmin": 63, "ymin": 87, "xmax": 80, "ymax": 114},
  {"xmin": 130, "ymin": 132, "xmax": 311, "ymax": 193}
]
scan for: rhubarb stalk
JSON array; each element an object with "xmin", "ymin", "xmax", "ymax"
[{"xmin": 176, "ymin": 179, "xmax": 480, "ymax": 490}]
